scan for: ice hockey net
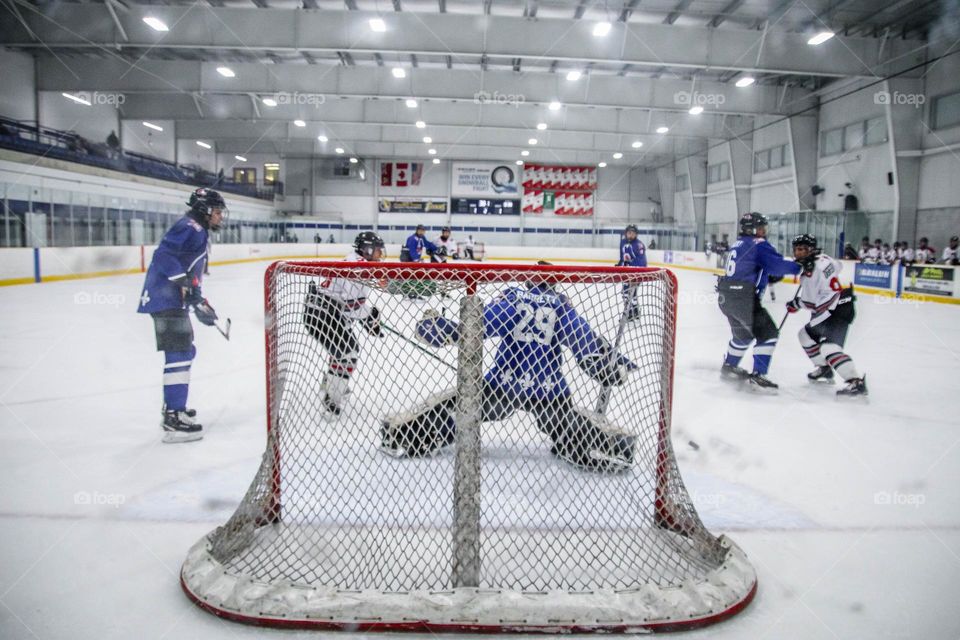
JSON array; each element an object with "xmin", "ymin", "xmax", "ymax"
[
  {"xmin": 180, "ymin": 261, "xmax": 756, "ymax": 633},
  {"xmin": 456, "ymin": 241, "xmax": 485, "ymax": 261}
]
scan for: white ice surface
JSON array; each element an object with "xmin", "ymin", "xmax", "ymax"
[{"xmin": 1, "ymin": 261, "xmax": 959, "ymax": 639}]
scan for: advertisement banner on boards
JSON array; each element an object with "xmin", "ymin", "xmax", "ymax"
[
  {"xmin": 903, "ymin": 265, "xmax": 954, "ymax": 296},
  {"xmin": 451, "ymin": 162, "xmax": 520, "ymax": 198},
  {"xmin": 854, "ymin": 263, "xmax": 893, "ymax": 289}
]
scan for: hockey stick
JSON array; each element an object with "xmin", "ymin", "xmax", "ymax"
[
  {"xmin": 214, "ymin": 318, "xmax": 231, "ymax": 341},
  {"xmin": 379, "ymin": 321, "xmax": 456, "ymax": 371},
  {"xmin": 777, "ymin": 284, "xmax": 802, "ymax": 332},
  {"xmin": 595, "ymin": 283, "xmax": 636, "ymax": 414}
]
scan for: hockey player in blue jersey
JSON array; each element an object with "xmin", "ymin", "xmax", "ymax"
[
  {"xmin": 379, "ymin": 263, "xmax": 638, "ymax": 472},
  {"xmin": 617, "ymin": 224, "xmax": 647, "ymax": 320},
  {"xmin": 137, "ymin": 188, "xmax": 225, "ymax": 442},
  {"xmin": 717, "ymin": 212, "xmax": 801, "ymax": 391},
  {"xmin": 399, "ymin": 224, "xmax": 438, "ymax": 262}
]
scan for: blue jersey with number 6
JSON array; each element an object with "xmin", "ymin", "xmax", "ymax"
[
  {"xmin": 482, "ymin": 286, "xmax": 602, "ymax": 398},
  {"xmin": 723, "ymin": 235, "xmax": 800, "ymax": 295}
]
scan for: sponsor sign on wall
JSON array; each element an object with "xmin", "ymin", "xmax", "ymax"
[
  {"xmin": 378, "ymin": 198, "xmax": 448, "ymax": 213},
  {"xmin": 904, "ymin": 265, "xmax": 955, "ymax": 296},
  {"xmin": 854, "ymin": 263, "xmax": 893, "ymax": 289},
  {"xmin": 451, "ymin": 162, "xmax": 520, "ymax": 198}
]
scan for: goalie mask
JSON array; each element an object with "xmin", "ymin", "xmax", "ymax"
[
  {"xmin": 525, "ymin": 260, "xmax": 558, "ymax": 293},
  {"xmin": 186, "ymin": 188, "xmax": 227, "ymax": 231}
]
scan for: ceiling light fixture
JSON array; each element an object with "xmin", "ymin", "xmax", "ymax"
[
  {"xmin": 415, "ymin": 120, "xmax": 426, "ymax": 128},
  {"xmin": 613, "ymin": 152, "xmax": 623, "ymax": 159},
  {"xmin": 735, "ymin": 76, "xmax": 756, "ymax": 88},
  {"xmin": 406, "ymin": 98, "xmax": 418, "ymax": 108},
  {"xmin": 592, "ymin": 21, "xmax": 611, "ymax": 37},
  {"xmin": 142, "ymin": 121, "xmax": 163, "ymax": 132},
  {"xmin": 392, "ymin": 67, "xmax": 406, "ymax": 79},
  {"xmin": 631, "ymin": 141, "xmax": 643, "ymax": 148},
  {"xmin": 807, "ymin": 31, "xmax": 835, "ymax": 45},
  {"xmin": 261, "ymin": 97, "xmax": 277, "ymax": 107},
  {"xmin": 142, "ymin": 16, "xmax": 169, "ymax": 32},
  {"xmin": 318, "ymin": 135, "xmax": 328, "ymax": 142},
  {"xmin": 528, "ymin": 138, "xmax": 538, "ymax": 145},
  {"xmin": 216, "ymin": 66, "xmax": 235, "ymax": 78},
  {"xmin": 293, "ymin": 119, "xmax": 306, "ymax": 127},
  {"xmin": 598, "ymin": 162, "xmax": 607, "ymax": 168},
  {"xmin": 369, "ymin": 18, "xmax": 386, "ymax": 32},
  {"xmin": 428, "ymin": 148, "xmax": 437, "ymax": 155},
  {"xmin": 521, "ymin": 150, "xmax": 530, "ymax": 156},
  {"xmin": 423, "ymin": 136, "xmax": 432, "ymax": 143},
  {"xmin": 656, "ymin": 126, "xmax": 669, "ymax": 134},
  {"xmin": 548, "ymin": 101, "xmax": 562, "ymax": 111},
  {"xmin": 432, "ymin": 158, "xmax": 440, "ymax": 164},
  {"xmin": 566, "ymin": 70, "xmax": 582, "ymax": 82},
  {"xmin": 196, "ymin": 141, "xmax": 212, "ymax": 149},
  {"xmin": 689, "ymin": 105, "xmax": 704, "ymax": 115},
  {"xmin": 62, "ymin": 92, "xmax": 91, "ymax": 106},
  {"xmin": 536, "ymin": 122, "xmax": 548, "ymax": 130},
  {"xmin": 335, "ymin": 147, "xmax": 344, "ymax": 154},
  {"xmin": 349, "ymin": 157, "xmax": 358, "ymax": 164},
  {"xmin": 235, "ymin": 155, "xmax": 247, "ymax": 162}
]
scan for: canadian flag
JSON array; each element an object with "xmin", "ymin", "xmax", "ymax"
[{"xmin": 381, "ymin": 162, "xmax": 422, "ymax": 187}]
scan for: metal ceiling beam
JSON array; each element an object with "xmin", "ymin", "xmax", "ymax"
[
  {"xmin": 34, "ymin": 58, "xmax": 816, "ymax": 117},
  {"xmin": 707, "ymin": 0, "xmax": 746, "ymax": 28},
  {"xmin": 104, "ymin": 0, "xmax": 128, "ymax": 42},
  {"xmin": 618, "ymin": 0, "xmax": 642, "ymax": 22},
  {"xmin": 0, "ymin": 6, "xmax": 923, "ymax": 78},
  {"xmin": 663, "ymin": 0, "xmax": 694, "ymax": 25}
]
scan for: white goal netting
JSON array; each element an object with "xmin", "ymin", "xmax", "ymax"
[{"xmin": 180, "ymin": 261, "xmax": 756, "ymax": 632}]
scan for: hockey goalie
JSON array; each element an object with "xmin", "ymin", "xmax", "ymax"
[{"xmin": 379, "ymin": 271, "xmax": 639, "ymax": 472}]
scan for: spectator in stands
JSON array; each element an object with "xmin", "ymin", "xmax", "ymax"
[
  {"xmin": 898, "ymin": 240, "xmax": 915, "ymax": 265},
  {"xmin": 943, "ymin": 236, "xmax": 959, "ymax": 265},
  {"xmin": 314, "ymin": 233, "xmax": 322, "ymax": 243},
  {"xmin": 106, "ymin": 130, "xmax": 120, "ymax": 152},
  {"xmin": 843, "ymin": 243, "xmax": 859, "ymax": 260},
  {"xmin": 328, "ymin": 233, "xmax": 335, "ymax": 243},
  {"xmin": 865, "ymin": 239, "xmax": 882, "ymax": 263},
  {"xmin": 916, "ymin": 237, "xmax": 936, "ymax": 264},
  {"xmin": 649, "ymin": 238, "xmax": 657, "ymax": 250}
]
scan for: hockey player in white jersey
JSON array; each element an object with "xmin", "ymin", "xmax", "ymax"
[
  {"xmin": 302, "ymin": 231, "xmax": 385, "ymax": 415},
  {"xmin": 786, "ymin": 234, "xmax": 867, "ymax": 397}
]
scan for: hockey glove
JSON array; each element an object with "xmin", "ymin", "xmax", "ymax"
[
  {"xmin": 768, "ymin": 274, "xmax": 784, "ymax": 285},
  {"xmin": 785, "ymin": 298, "xmax": 801, "ymax": 314},
  {"xmin": 194, "ymin": 299, "xmax": 218, "ymax": 326},
  {"xmin": 416, "ymin": 310, "xmax": 460, "ymax": 347},
  {"xmin": 578, "ymin": 337, "xmax": 637, "ymax": 387},
  {"xmin": 363, "ymin": 305, "xmax": 383, "ymax": 337}
]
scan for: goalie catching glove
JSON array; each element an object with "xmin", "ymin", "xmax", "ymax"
[
  {"xmin": 577, "ymin": 336, "xmax": 637, "ymax": 387},
  {"xmin": 416, "ymin": 309, "xmax": 460, "ymax": 346}
]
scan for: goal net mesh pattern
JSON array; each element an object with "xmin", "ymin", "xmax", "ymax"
[{"xmin": 181, "ymin": 261, "xmax": 756, "ymax": 632}]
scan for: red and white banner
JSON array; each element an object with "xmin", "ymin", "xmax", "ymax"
[
  {"xmin": 521, "ymin": 164, "xmax": 596, "ymax": 216},
  {"xmin": 381, "ymin": 162, "xmax": 423, "ymax": 187}
]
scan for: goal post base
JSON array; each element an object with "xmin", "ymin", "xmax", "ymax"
[{"xmin": 181, "ymin": 534, "xmax": 756, "ymax": 633}]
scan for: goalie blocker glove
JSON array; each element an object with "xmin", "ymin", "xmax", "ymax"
[{"xmin": 577, "ymin": 336, "xmax": 637, "ymax": 386}]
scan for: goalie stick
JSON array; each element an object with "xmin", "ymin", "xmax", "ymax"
[{"xmin": 594, "ymin": 283, "xmax": 636, "ymax": 415}]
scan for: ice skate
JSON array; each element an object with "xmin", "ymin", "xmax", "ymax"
[
  {"xmin": 836, "ymin": 376, "xmax": 868, "ymax": 398},
  {"xmin": 746, "ymin": 372, "xmax": 779, "ymax": 393},
  {"xmin": 720, "ymin": 362, "xmax": 750, "ymax": 381},
  {"xmin": 161, "ymin": 409, "xmax": 203, "ymax": 443},
  {"xmin": 807, "ymin": 365, "xmax": 834, "ymax": 384}
]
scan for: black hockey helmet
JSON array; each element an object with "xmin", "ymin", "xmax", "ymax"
[
  {"xmin": 187, "ymin": 188, "xmax": 227, "ymax": 230},
  {"xmin": 792, "ymin": 233, "xmax": 819, "ymax": 273},
  {"xmin": 738, "ymin": 212, "xmax": 768, "ymax": 236},
  {"xmin": 792, "ymin": 233, "xmax": 818, "ymax": 251},
  {"xmin": 624, "ymin": 224, "xmax": 639, "ymax": 236},
  {"xmin": 526, "ymin": 260, "xmax": 557, "ymax": 292},
  {"xmin": 354, "ymin": 231, "xmax": 385, "ymax": 260}
]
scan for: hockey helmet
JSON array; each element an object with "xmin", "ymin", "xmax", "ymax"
[
  {"xmin": 624, "ymin": 224, "xmax": 639, "ymax": 237},
  {"xmin": 354, "ymin": 231, "xmax": 385, "ymax": 260},
  {"xmin": 792, "ymin": 233, "xmax": 819, "ymax": 273},
  {"xmin": 187, "ymin": 188, "xmax": 227, "ymax": 230},
  {"xmin": 526, "ymin": 260, "xmax": 558, "ymax": 292},
  {"xmin": 738, "ymin": 212, "xmax": 768, "ymax": 236}
]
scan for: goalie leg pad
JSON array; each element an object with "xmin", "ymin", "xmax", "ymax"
[
  {"xmin": 532, "ymin": 397, "xmax": 636, "ymax": 472},
  {"xmin": 380, "ymin": 389, "xmax": 457, "ymax": 458}
]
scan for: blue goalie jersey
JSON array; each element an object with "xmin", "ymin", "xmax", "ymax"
[
  {"xmin": 481, "ymin": 286, "xmax": 604, "ymax": 398},
  {"xmin": 137, "ymin": 216, "xmax": 208, "ymax": 314}
]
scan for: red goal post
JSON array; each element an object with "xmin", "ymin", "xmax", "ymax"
[{"xmin": 180, "ymin": 261, "xmax": 757, "ymax": 633}]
